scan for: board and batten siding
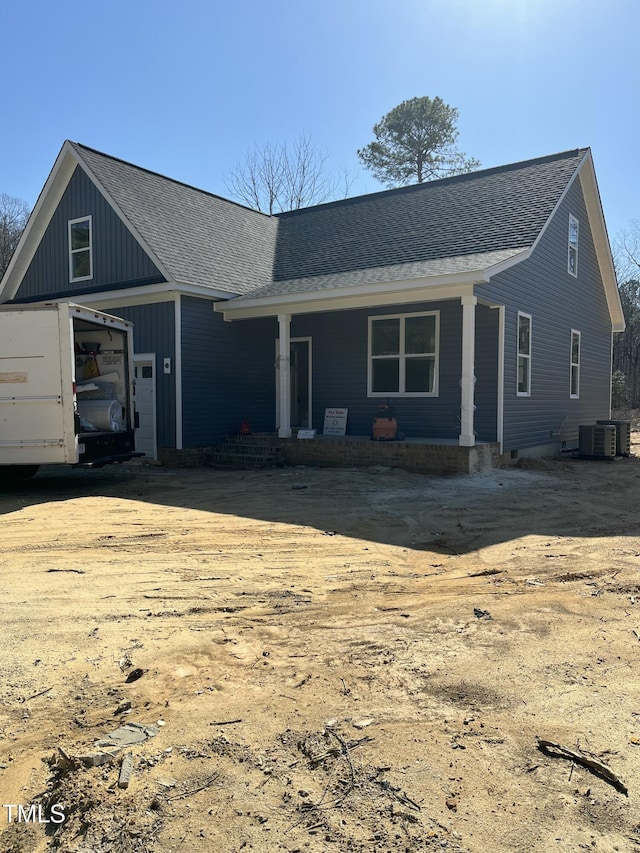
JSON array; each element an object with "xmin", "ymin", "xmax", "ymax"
[
  {"xmin": 476, "ymin": 174, "xmax": 612, "ymax": 452},
  {"xmin": 181, "ymin": 296, "xmax": 276, "ymax": 446},
  {"xmin": 15, "ymin": 165, "xmax": 163, "ymax": 303},
  {"xmin": 290, "ymin": 299, "xmax": 465, "ymax": 439},
  {"xmin": 107, "ymin": 301, "xmax": 176, "ymax": 449}
]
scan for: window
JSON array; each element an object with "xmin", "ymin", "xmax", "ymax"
[
  {"xmin": 368, "ymin": 312, "xmax": 438, "ymax": 396},
  {"xmin": 570, "ymin": 330, "xmax": 580, "ymax": 398},
  {"xmin": 68, "ymin": 216, "xmax": 93, "ymax": 282},
  {"xmin": 568, "ymin": 214, "xmax": 579, "ymax": 277},
  {"xmin": 517, "ymin": 312, "xmax": 531, "ymax": 396}
]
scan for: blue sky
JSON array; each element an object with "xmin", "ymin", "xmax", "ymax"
[{"xmin": 2, "ymin": 0, "xmax": 638, "ymax": 239}]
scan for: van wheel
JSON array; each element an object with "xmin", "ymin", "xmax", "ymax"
[{"xmin": 0, "ymin": 465, "xmax": 40, "ymax": 481}]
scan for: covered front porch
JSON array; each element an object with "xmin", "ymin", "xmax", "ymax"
[{"xmin": 216, "ymin": 274, "xmax": 507, "ymax": 458}]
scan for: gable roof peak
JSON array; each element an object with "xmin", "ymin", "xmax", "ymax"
[{"xmin": 68, "ymin": 141, "xmax": 274, "ymax": 219}]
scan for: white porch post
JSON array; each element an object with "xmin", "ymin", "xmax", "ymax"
[
  {"xmin": 277, "ymin": 313, "xmax": 292, "ymax": 438},
  {"xmin": 459, "ymin": 294, "xmax": 476, "ymax": 447}
]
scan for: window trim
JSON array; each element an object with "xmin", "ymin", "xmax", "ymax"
[
  {"xmin": 516, "ymin": 311, "xmax": 532, "ymax": 397},
  {"xmin": 68, "ymin": 215, "xmax": 93, "ymax": 283},
  {"xmin": 568, "ymin": 214, "xmax": 579, "ymax": 277},
  {"xmin": 367, "ymin": 310, "xmax": 439, "ymax": 398},
  {"xmin": 570, "ymin": 329, "xmax": 581, "ymax": 398}
]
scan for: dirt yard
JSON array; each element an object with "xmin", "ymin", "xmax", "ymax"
[{"xmin": 2, "ymin": 437, "xmax": 640, "ymax": 853}]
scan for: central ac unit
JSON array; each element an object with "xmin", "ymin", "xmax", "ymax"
[
  {"xmin": 597, "ymin": 419, "xmax": 631, "ymax": 457},
  {"xmin": 579, "ymin": 424, "xmax": 616, "ymax": 459}
]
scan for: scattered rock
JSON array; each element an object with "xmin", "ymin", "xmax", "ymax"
[
  {"xmin": 96, "ymin": 722, "xmax": 159, "ymax": 749},
  {"xmin": 76, "ymin": 748, "xmax": 121, "ymax": 767},
  {"xmin": 352, "ymin": 718, "xmax": 374, "ymax": 729},
  {"xmin": 118, "ymin": 751, "xmax": 134, "ymax": 789},
  {"xmin": 125, "ymin": 668, "xmax": 146, "ymax": 683},
  {"xmin": 473, "ymin": 608, "xmax": 492, "ymax": 620}
]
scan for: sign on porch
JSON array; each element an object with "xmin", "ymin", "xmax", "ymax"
[{"xmin": 323, "ymin": 407, "xmax": 348, "ymax": 436}]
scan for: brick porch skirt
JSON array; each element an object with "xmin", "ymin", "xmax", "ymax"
[{"xmin": 279, "ymin": 435, "xmax": 501, "ymax": 475}]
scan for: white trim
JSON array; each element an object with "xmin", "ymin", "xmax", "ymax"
[
  {"xmin": 44, "ymin": 282, "xmax": 232, "ymax": 309},
  {"xmin": 277, "ymin": 314, "xmax": 292, "ymax": 438},
  {"xmin": 367, "ymin": 311, "xmax": 439, "ymax": 398},
  {"xmin": 568, "ymin": 214, "xmax": 579, "ymax": 277},
  {"xmin": 217, "ymin": 279, "xmax": 482, "ymax": 321},
  {"xmin": 516, "ymin": 311, "xmax": 532, "ymax": 397},
  {"xmin": 72, "ymin": 155, "xmax": 174, "ymax": 284},
  {"xmin": 174, "ymin": 295, "xmax": 182, "ymax": 449},
  {"xmin": 68, "ymin": 215, "xmax": 93, "ymax": 283},
  {"xmin": 275, "ymin": 336, "xmax": 312, "ymax": 430},
  {"xmin": 133, "ymin": 353, "xmax": 157, "ymax": 460},
  {"xmin": 482, "ymin": 249, "xmax": 531, "ymax": 278},
  {"xmin": 529, "ymin": 152, "xmax": 586, "ymax": 256},
  {"xmin": 0, "ymin": 143, "xmax": 78, "ymax": 302},
  {"xmin": 459, "ymin": 294, "xmax": 476, "ymax": 447},
  {"xmin": 609, "ymin": 333, "xmax": 614, "ymax": 418},
  {"xmin": 578, "ymin": 157, "xmax": 624, "ymax": 332},
  {"xmin": 570, "ymin": 329, "xmax": 581, "ymax": 398}
]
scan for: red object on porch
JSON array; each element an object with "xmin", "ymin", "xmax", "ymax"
[
  {"xmin": 240, "ymin": 420, "xmax": 251, "ymax": 435},
  {"xmin": 372, "ymin": 418, "xmax": 398, "ymax": 440}
]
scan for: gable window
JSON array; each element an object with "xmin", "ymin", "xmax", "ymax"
[
  {"xmin": 368, "ymin": 312, "xmax": 439, "ymax": 396},
  {"xmin": 517, "ymin": 312, "xmax": 531, "ymax": 396},
  {"xmin": 568, "ymin": 214, "xmax": 579, "ymax": 277},
  {"xmin": 68, "ymin": 216, "xmax": 93, "ymax": 282},
  {"xmin": 570, "ymin": 330, "xmax": 581, "ymax": 398}
]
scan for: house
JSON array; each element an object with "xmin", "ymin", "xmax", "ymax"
[{"xmin": 0, "ymin": 142, "xmax": 625, "ymax": 472}]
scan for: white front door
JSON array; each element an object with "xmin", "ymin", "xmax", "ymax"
[{"xmin": 134, "ymin": 355, "xmax": 157, "ymax": 460}]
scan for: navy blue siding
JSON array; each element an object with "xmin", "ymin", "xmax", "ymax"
[
  {"xmin": 474, "ymin": 304, "xmax": 499, "ymax": 442},
  {"xmin": 290, "ymin": 300, "xmax": 464, "ymax": 439},
  {"xmin": 181, "ymin": 296, "xmax": 276, "ymax": 446},
  {"xmin": 108, "ymin": 301, "xmax": 176, "ymax": 449},
  {"xmin": 16, "ymin": 166, "xmax": 163, "ymax": 302},
  {"xmin": 476, "ymin": 175, "xmax": 612, "ymax": 451}
]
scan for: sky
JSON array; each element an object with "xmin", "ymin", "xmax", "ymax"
[{"xmin": 1, "ymin": 0, "xmax": 639, "ymax": 240}]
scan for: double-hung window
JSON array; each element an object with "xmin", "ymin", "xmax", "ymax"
[
  {"xmin": 368, "ymin": 312, "xmax": 439, "ymax": 396},
  {"xmin": 517, "ymin": 312, "xmax": 532, "ymax": 396},
  {"xmin": 568, "ymin": 215, "xmax": 579, "ymax": 277},
  {"xmin": 570, "ymin": 330, "xmax": 581, "ymax": 398},
  {"xmin": 68, "ymin": 216, "xmax": 93, "ymax": 282}
]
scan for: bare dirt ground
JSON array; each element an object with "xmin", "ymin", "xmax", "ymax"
[{"xmin": 2, "ymin": 435, "xmax": 640, "ymax": 853}]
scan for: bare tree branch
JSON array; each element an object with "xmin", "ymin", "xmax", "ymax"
[
  {"xmin": 0, "ymin": 194, "xmax": 30, "ymax": 279},
  {"xmin": 225, "ymin": 136, "xmax": 347, "ymax": 214}
]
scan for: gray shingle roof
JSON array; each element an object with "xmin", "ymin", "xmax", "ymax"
[
  {"xmin": 233, "ymin": 249, "xmax": 525, "ymax": 302},
  {"xmin": 71, "ymin": 143, "xmax": 278, "ymax": 296},
  {"xmin": 273, "ymin": 149, "xmax": 587, "ymax": 282},
  {"xmin": 70, "ymin": 144, "xmax": 586, "ymax": 300}
]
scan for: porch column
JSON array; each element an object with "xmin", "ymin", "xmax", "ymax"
[
  {"xmin": 277, "ymin": 313, "xmax": 292, "ymax": 438},
  {"xmin": 459, "ymin": 294, "xmax": 476, "ymax": 447}
]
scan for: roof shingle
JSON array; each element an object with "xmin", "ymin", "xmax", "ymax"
[
  {"xmin": 70, "ymin": 144, "xmax": 587, "ymax": 299},
  {"xmin": 272, "ymin": 149, "xmax": 587, "ymax": 282}
]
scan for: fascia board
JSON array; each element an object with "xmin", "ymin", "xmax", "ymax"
[
  {"xmin": 49, "ymin": 281, "xmax": 231, "ymax": 310},
  {"xmin": 483, "ymin": 249, "xmax": 531, "ymax": 278},
  {"xmin": 0, "ymin": 141, "xmax": 78, "ymax": 303},
  {"xmin": 73, "ymin": 152, "xmax": 174, "ymax": 284},
  {"xmin": 527, "ymin": 153, "xmax": 586, "ymax": 257},
  {"xmin": 526, "ymin": 149, "xmax": 624, "ymax": 333},
  {"xmin": 578, "ymin": 156, "xmax": 625, "ymax": 332},
  {"xmin": 216, "ymin": 271, "xmax": 485, "ymax": 320}
]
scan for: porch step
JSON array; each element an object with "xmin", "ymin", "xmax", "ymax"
[{"xmin": 208, "ymin": 433, "xmax": 283, "ymax": 469}]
